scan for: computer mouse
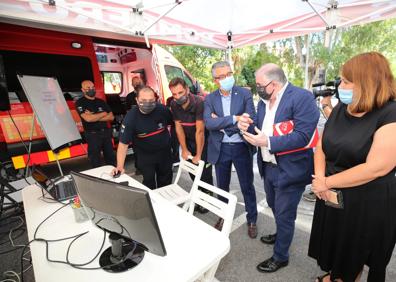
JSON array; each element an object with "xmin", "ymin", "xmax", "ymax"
[{"xmin": 113, "ymin": 170, "xmax": 121, "ymax": 178}]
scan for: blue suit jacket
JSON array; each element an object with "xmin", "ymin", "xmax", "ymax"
[
  {"xmin": 256, "ymin": 83, "xmax": 319, "ymax": 189},
  {"xmin": 204, "ymin": 86, "xmax": 256, "ymax": 164}
]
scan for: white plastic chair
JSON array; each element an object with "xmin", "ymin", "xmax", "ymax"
[
  {"xmin": 187, "ymin": 180, "xmax": 237, "ymax": 282},
  {"xmin": 155, "ymin": 156, "xmax": 204, "ymax": 209}
]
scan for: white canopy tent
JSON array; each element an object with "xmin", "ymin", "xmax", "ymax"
[{"xmin": 1, "ymin": 0, "xmax": 395, "ymax": 50}]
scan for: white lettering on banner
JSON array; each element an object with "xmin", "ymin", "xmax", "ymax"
[
  {"xmin": 151, "ymin": 20, "xmax": 215, "ymax": 44},
  {"xmin": 5, "ymin": 0, "xmax": 219, "ymax": 46}
]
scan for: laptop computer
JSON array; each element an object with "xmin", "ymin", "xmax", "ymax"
[{"xmin": 31, "ymin": 167, "xmax": 77, "ymax": 202}]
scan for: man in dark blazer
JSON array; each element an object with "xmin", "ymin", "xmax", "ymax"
[
  {"xmin": 204, "ymin": 61, "xmax": 258, "ymax": 239},
  {"xmin": 238, "ymin": 63, "xmax": 319, "ymax": 272}
]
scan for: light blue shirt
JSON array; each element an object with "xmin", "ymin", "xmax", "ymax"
[{"xmin": 220, "ymin": 91, "xmax": 243, "ymax": 143}]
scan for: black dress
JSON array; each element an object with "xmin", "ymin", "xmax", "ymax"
[{"xmin": 308, "ymin": 101, "xmax": 396, "ymax": 282}]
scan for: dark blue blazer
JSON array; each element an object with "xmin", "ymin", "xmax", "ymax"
[
  {"xmin": 256, "ymin": 83, "xmax": 319, "ymax": 189},
  {"xmin": 204, "ymin": 86, "xmax": 256, "ymax": 164}
]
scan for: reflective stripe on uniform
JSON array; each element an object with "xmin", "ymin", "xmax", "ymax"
[{"xmin": 137, "ymin": 128, "xmax": 165, "ymax": 138}]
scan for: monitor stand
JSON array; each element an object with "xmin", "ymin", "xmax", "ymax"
[{"xmin": 99, "ymin": 232, "xmax": 145, "ymax": 273}]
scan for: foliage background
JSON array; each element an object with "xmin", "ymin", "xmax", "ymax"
[{"xmin": 162, "ymin": 18, "xmax": 396, "ymax": 94}]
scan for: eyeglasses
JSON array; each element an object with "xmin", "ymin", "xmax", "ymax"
[
  {"xmin": 214, "ymin": 72, "xmax": 233, "ymax": 81},
  {"xmin": 256, "ymin": 81, "xmax": 272, "ymax": 89}
]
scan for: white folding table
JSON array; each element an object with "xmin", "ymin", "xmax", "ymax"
[{"xmin": 22, "ymin": 166, "xmax": 230, "ymax": 282}]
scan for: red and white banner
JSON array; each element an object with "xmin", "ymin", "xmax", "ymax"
[{"xmin": 1, "ymin": 0, "xmax": 395, "ymax": 49}]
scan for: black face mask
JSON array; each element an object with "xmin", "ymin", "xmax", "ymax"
[
  {"xmin": 256, "ymin": 81, "xmax": 273, "ymax": 100},
  {"xmin": 85, "ymin": 89, "xmax": 96, "ymax": 97},
  {"xmin": 138, "ymin": 101, "xmax": 156, "ymax": 114},
  {"xmin": 175, "ymin": 94, "xmax": 188, "ymax": 105},
  {"xmin": 133, "ymin": 83, "xmax": 143, "ymax": 90}
]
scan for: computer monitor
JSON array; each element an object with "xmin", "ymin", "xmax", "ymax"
[{"xmin": 70, "ymin": 171, "xmax": 166, "ymax": 273}]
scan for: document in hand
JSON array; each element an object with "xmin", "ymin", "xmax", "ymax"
[{"xmin": 273, "ymin": 120, "xmax": 319, "ymax": 156}]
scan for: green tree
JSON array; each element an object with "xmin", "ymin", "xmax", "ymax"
[
  {"xmin": 162, "ymin": 18, "xmax": 396, "ymax": 94},
  {"xmin": 161, "ymin": 45, "xmax": 224, "ymax": 92}
]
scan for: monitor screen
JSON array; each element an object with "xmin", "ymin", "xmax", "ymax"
[{"xmin": 70, "ymin": 171, "xmax": 166, "ymax": 257}]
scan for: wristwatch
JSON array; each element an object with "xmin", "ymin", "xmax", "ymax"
[{"xmin": 322, "ymin": 104, "xmax": 330, "ymax": 110}]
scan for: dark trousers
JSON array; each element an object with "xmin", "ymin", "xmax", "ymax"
[
  {"xmin": 215, "ymin": 143, "xmax": 257, "ymax": 224},
  {"xmin": 138, "ymin": 157, "xmax": 172, "ymax": 190},
  {"xmin": 133, "ymin": 146, "xmax": 140, "ymax": 171},
  {"xmin": 85, "ymin": 129, "xmax": 116, "ymax": 168},
  {"xmin": 186, "ymin": 141, "xmax": 213, "ymax": 186},
  {"xmin": 170, "ymin": 125, "xmax": 180, "ymax": 163},
  {"xmin": 263, "ymin": 163, "xmax": 304, "ymax": 262}
]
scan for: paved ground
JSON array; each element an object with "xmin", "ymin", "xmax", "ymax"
[{"xmin": 2, "ymin": 152, "xmax": 396, "ymax": 282}]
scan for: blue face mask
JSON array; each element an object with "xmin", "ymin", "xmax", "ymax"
[
  {"xmin": 338, "ymin": 88, "xmax": 353, "ymax": 104},
  {"xmin": 219, "ymin": 76, "xmax": 235, "ymax": 92}
]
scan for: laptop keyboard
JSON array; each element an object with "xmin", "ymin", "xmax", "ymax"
[{"xmin": 57, "ymin": 180, "xmax": 77, "ymax": 200}]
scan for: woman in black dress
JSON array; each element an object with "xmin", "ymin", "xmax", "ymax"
[{"xmin": 309, "ymin": 52, "xmax": 396, "ymax": 282}]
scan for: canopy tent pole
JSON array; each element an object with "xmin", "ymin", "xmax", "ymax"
[
  {"xmin": 142, "ymin": 0, "xmax": 183, "ymax": 34},
  {"xmin": 52, "ymin": 1, "xmax": 145, "ymax": 36},
  {"xmin": 303, "ymin": 0, "xmax": 331, "ymax": 28},
  {"xmin": 233, "ymin": 7, "xmax": 326, "ymax": 48},
  {"xmin": 226, "ymin": 31, "xmax": 234, "ymax": 68},
  {"xmin": 304, "ymin": 34, "xmax": 311, "ymax": 89},
  {"xmin": 337, "ymin": 4, "xmax": 396, "ymax": 28},
  {"xmin": 340, "ymin": 0, "xmax": 394, "ymax": 8}
]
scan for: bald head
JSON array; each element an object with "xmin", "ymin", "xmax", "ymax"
[
  {"xmin": 81, "ymin": 80, "xmax": 94, "ymax": 90},
  {"xmin": 255, "ymin": 63, "xmax": 287, "ymax": 85},
  {"xmin": 81, "ymin": 80, "xmax": 96, "ymax": 99}
]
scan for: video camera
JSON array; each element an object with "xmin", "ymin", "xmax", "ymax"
[{"xmin": 312, "ymin": 78, "xmax": 341, "ymax": 98}]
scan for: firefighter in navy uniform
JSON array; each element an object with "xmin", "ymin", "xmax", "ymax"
[
  {"xmin": 76, "ymin": 80, "xmax": 116, "ymax": 168},
  {"xmin": 113, "ymin": 86, "xmax": 173, "ymax": 189},
  {"xmin": 125, "ymin": 76, "xmax": 144, "ymax": 110},
  {"xmin": 124, "ymin": 76, "xmax": 145, "ymax": 175},
  {"xmin": 169, "ymin": 77, "xmax": 213, "ymax": 213},
  {"xmin": 166, "ymin": 95, "xmax": 180, "ymax": 165}
]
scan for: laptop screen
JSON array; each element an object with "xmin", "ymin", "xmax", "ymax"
[{"xmin": 31, "ymin": 168, "xmax": 53, "ymax": 189}]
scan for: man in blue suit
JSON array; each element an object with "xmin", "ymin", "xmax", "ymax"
[
  {"xmin": 239, "ymin": 63, "xmax": 319, "ymax": 272},
  {"xmin": 204, "ymin": 61, "xmax": 258, "ymax": 239}
]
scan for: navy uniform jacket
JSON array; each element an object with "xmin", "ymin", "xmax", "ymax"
[
  {"xmin": 256, "ymin": 83, "xmax": 319, "ymax": 189},
  {"xmin": 204, "ymin": 86, "xmax": 256, "ymax": 165}
]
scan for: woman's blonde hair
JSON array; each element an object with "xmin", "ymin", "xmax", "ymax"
[{"xmin": 341, "ymin": 52, "xmax": 396, "ymax": 113}]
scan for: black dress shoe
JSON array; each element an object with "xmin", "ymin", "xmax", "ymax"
[
  {"xmin": 256, "ymin": 257, "xmax": 288, "ymax": 273},
  {"xmin": 260, "ymin": 233, "xmax": 276, "ymax": 245}
]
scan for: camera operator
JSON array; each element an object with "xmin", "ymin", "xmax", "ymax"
[
  {"xmin": 320, "ymin": 96, "xmax": 333, "ymax": 119},
  {"xmin": 303, "ymin": 81, "xmax": 338, "ymax": 202}
]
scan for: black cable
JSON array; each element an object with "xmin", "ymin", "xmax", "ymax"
[
  {"xmin": 37, "ymin": 185, "xmax": 69, "ymax": 206},
  {"xmin": 20, "ymin": 239, "xmax": 34, "ymax": 282},
  {"xmin": 0, "ymin": 227, "xmax": 25, "ymax": 246},
  {"xmin": 20, "ymin": 233, "xmax": 91, "ymax": 282},
  {"xmin": 33, "ymin": 204, "xmax": 69, "ymax": 239},
  {"xmin": 19, "ymin": 194, "xmax": 134, "ymax": 282},
  {"xmin": 7, "ymin": 110, "xmax": 30, "ymax": 154},
  {"xmin": 0, "ymin": 217, "xmax": 22, "ymax": 230},
  {"xmin": 38, "ymin": 230, "xmax": 122, "ymax": 270},
  {"xmin": 7, "ymin": 110, "xmax": 32, "ymax": 174},
  {"xmin": 66, "ymin": 229, "xmax": 106, "ymax": 266},
  {"xmin": 0, "ymin": 245, "xmax": 24, "ymax": 255}
]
